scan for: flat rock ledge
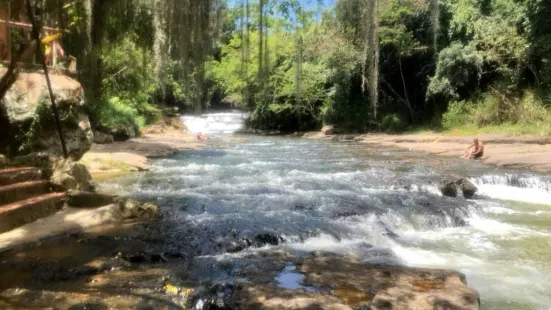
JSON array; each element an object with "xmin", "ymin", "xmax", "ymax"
[{"xmin": 235, "ymin": 252, "xmax": 479, "ymax": 310}]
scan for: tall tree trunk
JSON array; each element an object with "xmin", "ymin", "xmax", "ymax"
[
  {"xmin": 89, "ymin": 0, "xmax": 107, "ymax": 106},
  {"xmin": 362, "ymin": 0, "xmax": 380, "ymax": 120},
  {"xmin": 258, "ymin": 0, "xmax": 264, "ymax": 80},
  {"xmin": 429, "ymin": 0, "xmax": 440, "ymax": 55},
  {"xmin": 295, "ymin": 4, "xmax": 303, "ymax": 105},
  {"xmin": 244, "ymin": 0, "xmax": 250, "ymax": 108}
]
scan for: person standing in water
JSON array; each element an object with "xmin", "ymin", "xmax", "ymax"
[{"xmin": 462, "ymin": 138, "xmax": 484, "ymax": 159}]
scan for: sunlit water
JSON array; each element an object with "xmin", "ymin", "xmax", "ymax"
[{"xmin": 99, "ymin": 112, "xmax": 551, "ymax": 310}]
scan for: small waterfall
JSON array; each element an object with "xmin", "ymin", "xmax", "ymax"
[
  {"xmin": 181, "ymin": 110, "xmax": 248, "ymax": 134},
  {"xmin": 471, "ymin": 174, "xmax": 551, "ymax": 206}
]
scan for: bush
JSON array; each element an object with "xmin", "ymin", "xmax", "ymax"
[
  {"xmin": 441, "ymin": 90, "xmax": 551, "ymax": 134},
  {"xmin": 470, "ymin": 93, "xmax": 501, "ymax": 126},
  {"xmin": 98, "ymin": 97, "xmax": 146, "ymax": 131},
  {"xmin": 441, "ymin": 100, "xmax": 472, "ymax": 130},
  {"xmin": 427, "ymin": 43, "xmax": 483, "ymax": 100},
  {"xmin": 381, "ymin": 113, "xmax": 407, "ymax": 132}
]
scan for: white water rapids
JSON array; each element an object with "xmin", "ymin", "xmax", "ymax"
[{"xmin": 100, "ymin": 111, "xmax": 551, "ymax": 310}]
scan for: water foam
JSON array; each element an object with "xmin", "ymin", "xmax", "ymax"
[
  {"xmin": 181, "ymin": 110, "xmax": 248, "ymax": 134},
  {"xmin": 472, "ymin": 175, "xmax": 551, "ymax": 206}
]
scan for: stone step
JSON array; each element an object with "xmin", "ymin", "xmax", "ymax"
[
  {"xmin": 0, "ymin": 180, "xmax": 51, "ymax": 205},
  {"xmin": 0, "ymin": 167, "xmax": 43, "ymax": 186},
  {"xmin": 0, "ymin": 192, "xmax": 66, "ymax": 234}
]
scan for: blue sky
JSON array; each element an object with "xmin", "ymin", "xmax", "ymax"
[{"xmin": 229, "ymin": 0, "xmax": 336, "ymax": 9}]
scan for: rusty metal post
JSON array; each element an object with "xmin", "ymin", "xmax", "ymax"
[{"xmin": 25, "ymin": 0, "xmax": 69, "ymax": 158}]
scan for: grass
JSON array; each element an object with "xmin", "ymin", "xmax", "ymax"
[
  {"xmin": 405, "ymin": 123, "xmax": 551, "ymax": 137},
  {"xmin": 443, "ymin": 123, "xmax": 551, "ymax": 136}
]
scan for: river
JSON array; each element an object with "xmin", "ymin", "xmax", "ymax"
[{"xmin": 97, "ymin": 111, "xmax": 551, "ymax": 310}]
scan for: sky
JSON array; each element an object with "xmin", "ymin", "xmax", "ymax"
[{"xmin": 228, "ymin": 0, "xmax": 336, "ymax": 9}]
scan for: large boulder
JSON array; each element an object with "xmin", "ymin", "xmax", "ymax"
[
  {"xmin": 50, "ymin": 158, "xmax": 94, "ymax": 192},
  {"xmin": 439, "ymin": 180, "xmax": 458, "ymax": 198},
  {"xmin": 112, "ymin": 126, "xmax": 137, "ymax": 142},
  {"xmin": 0, "ymin": 70, "xmax": 92, "ymax": 160},
  {"xmin": 321, "ymin": 125, "xmax": 335, "ymax": 135},
  {"xmin": 456, "ymin": 178, "xmax": 478, "ymax": 199},
  {"xmin": 92, "ymin": 130, "xmax": 114, "ymax": 144}
]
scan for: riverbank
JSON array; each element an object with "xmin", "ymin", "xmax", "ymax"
[
  {"xmin": 80, "ymin": 119, "xmax": 203, "ymax": 176},
  {"xmin": 304, "ymin": 131, "xmax": 551, "ymax": 174}
]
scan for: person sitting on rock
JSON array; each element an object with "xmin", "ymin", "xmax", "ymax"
[{"xmin": 462, "ymin": 138, "xmax": 484, "ymax": 159}]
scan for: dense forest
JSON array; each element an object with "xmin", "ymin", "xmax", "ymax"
[{"xmin": 15, "ymin": 0, "xmax": 551, "ymax": 134}]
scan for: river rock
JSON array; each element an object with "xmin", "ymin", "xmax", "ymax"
[
  {"xmin": 456, "ymin": 178, "xmax": 478, "ymax": 199},
  {"xmin": 50, "ymin": 158, "xmax": 94, "ymax": 192},
  {"xmin": 0, "ymin": 70, "xmax": 92, "ymax": 160},
  {"xmin": 253, "ymin": 233, "xmax": 282, "ymax": 247},
  {"xmin": 321, "ymin": 125, "xmax": 335, "ymax": 135},
  {"xmin": 225, "ymin": 238, "xmax": 251, "ymax": 253},
  {"xmin": 439, "ymin": 180, "xmax": 458, "ymax": 197},
  {"xmin": 112, "ymin": 126, "xmax": 137, "ymax": 142},
  {"xmin": 191, "ymin": 283, "xmax": 236, "ymax": 310},
  {"xmin": 92, "ymin": 130, "xmax": 114, "ymax": 144},
  {"xmin": 235, "ymin": 252, "xmax": 480, "ymax": 310},
  {"xmin": 67, "ymin": 190, "xmax": 116, "ymax": 208},
  {"xmin": 117, "ymin": 199, "xmax": 160, "ymax": 220}
]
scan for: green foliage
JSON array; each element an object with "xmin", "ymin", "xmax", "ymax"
[
  {"xmin": 96, "ymin": 37, "xmax": 160, "ymax": 129},
  {"xmin": 381, "ymin": 113, "xmax": 407, "ymax": 132},
  {"xmin": 427, "ymin": 43, "xmax": 483, "ymax": 100},
  {"xmin": 441, "ymin": 90, "xmax": 551, "ymax": 134},
  {"xmin": 31, "ymin": 0, "xmax": 551, "ymax": 135},
  {"xmin": 18, "ymin": 103, "xmax": 56, "ymax": 153},
  {"xmin": 97, "ymin": 97, "xmax": 148, "ymax": 131}
]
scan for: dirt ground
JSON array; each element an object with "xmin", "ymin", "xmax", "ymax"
[
  {"xmin": 304, "ymin": 132, "xmax": 551, "ymax": 174},
  {"xmin": 80, "ymin": 124, "xmax": 203, "ymax": 175}
]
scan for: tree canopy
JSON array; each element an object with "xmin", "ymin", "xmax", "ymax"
[{"xmin": 12, "ymin": 0, "xmax": 551, "ymax": 134}]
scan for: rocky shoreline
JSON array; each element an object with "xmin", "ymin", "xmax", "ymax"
[{"xmin": 0, "ymin": 230, "xmax": 480, "ymax": 310}]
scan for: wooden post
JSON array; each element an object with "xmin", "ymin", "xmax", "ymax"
[{"xmin": 25, "ymin": 0, "xmax": 69, "ymax": 159}]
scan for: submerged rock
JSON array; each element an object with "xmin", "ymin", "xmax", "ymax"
[
  {"xmin": 253, "ymin": 233, "xmax": 281, "ymax": 247},
  {"xmin": 225, "ymin": 239, "xmax": 251, "ymax": 253},
  {"xmin": 191, "ymin": 283, "xmax": 236, "ymax": 310},
  {"xmin": 456, "ymin": 178, "xmax": 478, "ymax": 199},
  {"xmin": 439, "ymin": 180, "xmax": 458, "ymax": 198},
  {"xmin": 235, "ymin": 252, "xmax": 480, "ymax": 310},
  {"xmin": 219, "ymin": 233, "xmax": 285, "ymax": 254},
  {"xmin": 115, "ymin": 251, "xmax": 185, "ymax": 264}
]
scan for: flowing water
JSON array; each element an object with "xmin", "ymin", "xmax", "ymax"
[{"xmin": 98, "ymin": 111, "xmax": 551, "ymax": 310}]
